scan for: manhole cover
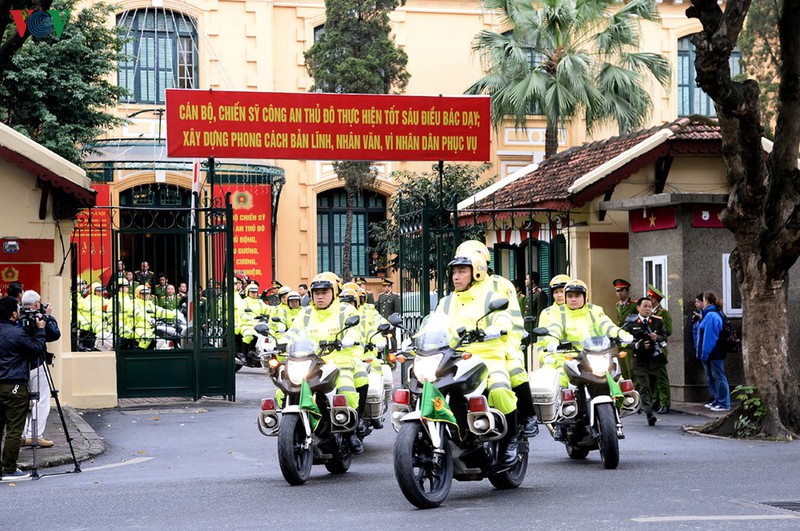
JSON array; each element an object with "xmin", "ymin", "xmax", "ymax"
[{"xmin": 761, "ymin": 502, "xmax": 800, "ymax": 513}]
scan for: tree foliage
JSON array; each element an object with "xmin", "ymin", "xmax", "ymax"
[
  {"xmin": 738, "ymin": 0, "xmax": 781, "ymax": 139},
  {"xmin": 304, "ymin": 0, "xmax": 409, "ymax": 278},
  {"xmin": 467, "ymin": 0, "xmax": 670, "ymax": 158},
  {"xmin": 688, "ymin": 0, "xmax": 800, "ymax": 438},
  {"xmin": 370, "ymin": 163, "xmax": 493, "ymax": 277},
  {"xmin": 0, "ymin": 0, "xmax": 127, "ymax": 164}
]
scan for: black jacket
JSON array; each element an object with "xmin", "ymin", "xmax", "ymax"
[
  {"xmin": 20, "ymin": 315, "xmax": 60, "ymax": 367},
  {"xmin": 0, "ymin": 320, "xmax": 47, "ymax": 385},
  {"xmin": 622, "ymin": 314, "xmax": 668, "ymax": 368}
]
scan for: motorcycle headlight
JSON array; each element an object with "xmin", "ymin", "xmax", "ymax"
[
  {"xmin": 585, "ymin": 352, "xmax": 611, "ymax": 377},
  {"xmin": 287, "ymin": 359, "xmax": 312, "ymax": 385},
  {"xmin": 413, "ymin": 353, "xmax": 443, "ymax": 382}
]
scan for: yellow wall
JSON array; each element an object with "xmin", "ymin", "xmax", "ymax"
[{"xmin": 93, "ymin": 0, "xmax": 716, "ymax": 294}]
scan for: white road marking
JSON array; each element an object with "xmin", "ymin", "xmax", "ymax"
[
  {"xmin": 79, "ymin": 456, "xmax": 154, "ymax": 472},
  {"xmin": 633, "ymin": 515, "xmax": 800, "ymax": 522}
]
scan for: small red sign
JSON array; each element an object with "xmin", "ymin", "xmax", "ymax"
[
  {"xmin": 0, "ymin": 263, "xmax": 41, "ymax": 295},
  {"xmin": 166, "ymin": 90, "xmax": 491, "ymax": 161},
  {"xmin": 692, "ymin": 204, "xmax": 726, "ymax": 228},
  {"xmin": 630, "ymin": 206, "xmax": 677, "ymax": 233}
]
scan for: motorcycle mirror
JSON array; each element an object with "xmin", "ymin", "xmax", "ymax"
[
  {"xmin": 532, "ymin": 326, "xmax": 550, "ymax": 336},
  {"xmin": 388, "ymin": 313, "xmax": 403, "ymax": 327},
  {"xmin": 271, "ymin": 316, "xmax": 281, "ymax": 322},
  {"xmin": 254, "ymin": 323, "xmax": 269, "ymax": 335},
  {"xmin": 377, "ymin": 323, "xmax": 391, "ymax": 333},
  {"xmin": 488, "ymin": 298, "xmax": 509, "ymax": 312},
  {"xmin": 457, "ymin": 326, "xmax": 467, "ymax": 337},
  {"xmin": 524, "ymin": 316, "xmax": 536, "ymax": 325},
  {"xmin": 344, "ymin": 315, "xmax": 360, "ymax": 328}
]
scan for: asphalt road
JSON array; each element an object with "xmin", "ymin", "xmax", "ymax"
[{"xmin": 5, "ymin": 366, "xmax": 800, "ymax": 530}]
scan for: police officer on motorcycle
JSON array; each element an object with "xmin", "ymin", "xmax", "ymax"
[
  {"xmin": 434, "ymin": 252, "xmax": 520, "ymax": 466},
  {"xmin": 454, "ymin": 240, "xmax": 539, "ymax": 438},
  {"xmin": 283, "ymin": 272, "xmax": 365, "ymax": 454}
]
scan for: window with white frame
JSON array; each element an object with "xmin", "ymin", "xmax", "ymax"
[
  {"xmin": 643, "ymin": 255, "xmax": 668, "ymax": 309},
  {"xmin": 722, "ymin": 253, "xmax": 743, "ymax": 316}
]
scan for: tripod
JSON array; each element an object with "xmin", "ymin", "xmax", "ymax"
[{"xmin": 27, "ymin": 351, "xmax": 81, "ymax": 479}]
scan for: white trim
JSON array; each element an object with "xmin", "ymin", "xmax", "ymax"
[
  {"xmin": 722, "ymin": 253, "xmax": 743, "ymax": 317},
  {"xmin": 0, "ymin": 121, "xmax": 89, "ymax": 191},
  {"xmin": 568, "ymin": 129, "xmax": 674, "ymax": 194},
  {"xmin": 643, "ymin": 255, "xmax": 668, "ymax": 311},
  {"xmin": 457, "ymin": 163, "xmax": 537, "ymax": 211}
]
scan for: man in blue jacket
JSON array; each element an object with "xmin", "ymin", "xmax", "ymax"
[{"xmin": 0, "ymin": 296, "xmax": 47, "ymax": 481}]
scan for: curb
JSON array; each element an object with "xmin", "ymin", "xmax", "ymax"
[{"xmin": 18, "ymin": 406, "xmax": 106, "ymax": 471}]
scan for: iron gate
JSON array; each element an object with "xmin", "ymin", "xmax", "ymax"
[{"xmin": 71, "ymin": 195, "xmax": 235, "ymax": 401}]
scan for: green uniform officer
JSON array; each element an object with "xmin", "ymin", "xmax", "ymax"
[
  {"xmin": 613, "ymin": 278, "xmax": 638, "ymax": 382},
  {"xmin": 647, "ymin": 285, "xmax": 672, "ymax": 414}
]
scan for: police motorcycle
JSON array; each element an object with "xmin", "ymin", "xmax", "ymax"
[
  {"xmin": 257, "ymin": 315, "xmax": 362, "ymax": 486},
  {"xmin": 95, "ymin": 312, "xmax": 188, "ymax": 351},
  {"xmin": 357, "ymin": 323, "xmax": 394, "ymax": 439},
  {"xmin": 529, "ymin": 327, "xmax": 640, "ymax": 470},
  {"xmin": 236, "ymin": 314, "xmax": 277, "ymax": 371},
  {"xmin": 391, "ymin": 299, "xmax": 529, "ymax": 509}
]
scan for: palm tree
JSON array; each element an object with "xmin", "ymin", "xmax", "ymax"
[{"xmin": 467, "ymin": 0, "xmax": 671, "ymax": 158}]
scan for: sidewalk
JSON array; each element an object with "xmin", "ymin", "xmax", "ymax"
[
  {"xmin": 17, "ymin": 406, "xmax": 106, "ymax": 472},
  {"xmin": 669, "ymin": 400, "xmax": 731, "ymax": 419}
]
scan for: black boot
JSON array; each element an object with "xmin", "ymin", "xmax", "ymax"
[
  {"xmin": 371, "ymin": 417, "xmax": 384, "ymax": 429},
  {"xmin": 553, "ymin": 424, "xmax": 566, "ymax": 441},
  {"xmin": 347, "ymin": 432, "xmax": 364, "ymax": 455},
  {"xmin": 513, "ymin": 382, "xmax": 540, "ymax": 437},
  {"xmin": 356, "ymin": 385, "xmax": 369, "ymax": 437},
  {"xmin": 500, "ymin": 413, "xmax": 519, "ymax": 467}
]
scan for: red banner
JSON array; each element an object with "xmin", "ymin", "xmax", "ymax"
[
  {"xmin": 166, "ymin": 90, "xmax": 490, "ymax": 161},
  {"xmin": 72, "ymin": 184, "xmax": 112, "ymax": 286},
  {"xmin": 0, "ymin": 263, "xmax": 41, "ymax": 295},
  {"xmin": 630, "ymin": 206, "xmax": 677, "ymax": 233},
  {"xmin": 214, "ymin": 184, "xmax": 273, "ymax": 288},
  {"xmin": 692, "ymin": 204, "xmax": 726, "ymax": 228}
]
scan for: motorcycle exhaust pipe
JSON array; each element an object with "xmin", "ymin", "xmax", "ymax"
[
  {"xmin": 559, "ymin": 389, "xmax": 578, "ymax": 419},
  {"xmin": 330, "ymin": 394, "xmax": 358, "ymax": 432}
]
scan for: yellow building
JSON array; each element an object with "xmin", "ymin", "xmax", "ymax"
[{"xmin": 70, "ymin": 0, "xmax": 732, "ymax": 405}]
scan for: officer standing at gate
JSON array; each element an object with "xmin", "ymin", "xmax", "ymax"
[
  {"xmin": 613, "ymin": 279, "xmax": 638, "ymax": 381},
  {"xmin": 377, "ymin": 279, "xmax": 400, "ymax": 352}
]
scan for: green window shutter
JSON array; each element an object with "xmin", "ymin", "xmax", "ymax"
[{"xmin": 540, "ymin": 242, "xmax": 551, "ymax": 292}]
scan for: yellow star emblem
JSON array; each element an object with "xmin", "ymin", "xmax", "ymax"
[{"xmin": 649, "ymin": 214, "xmax": 657, "ymax": 227}]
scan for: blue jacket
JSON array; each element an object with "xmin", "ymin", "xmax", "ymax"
[
  {"xmin": 18, "ymin": 316, "xmax": 60, "ymax": 367},
  {"xmin": 0, "ymin": 319, "xmax": 47, "ymax": 385},
  {"xmin": 696, "ymin": 306, "xmax": 723, "ymax": 362}
]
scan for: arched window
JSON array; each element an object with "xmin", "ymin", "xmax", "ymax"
[
  {"xmin": 117, "ymin": 9, "xmax": 198, "ymax": 104},
  {"xmin": 317, "ymin": 189, "xmax": 386, "ymax": 276},
  {"xmin": 677, "ymin": 35, "xmax": 742, "ymax": 117}
]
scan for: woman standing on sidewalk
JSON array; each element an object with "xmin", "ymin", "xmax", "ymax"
[{"xmin": 695, "ymin": 291, "xmax": 731, "ymax": 412}]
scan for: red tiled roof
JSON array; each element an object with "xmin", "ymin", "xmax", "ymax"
[{"xmin": 468, "ymin": 117, "xmax": 721, "ymax": 216}]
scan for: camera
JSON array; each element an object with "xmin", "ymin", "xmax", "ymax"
[{"xmin": 18, "ymin": 307, "xmax": 44, "ymax": 335}]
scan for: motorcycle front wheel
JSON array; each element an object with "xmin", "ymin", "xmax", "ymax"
[
  {"xmin": 278, "ymin": 414, "xmax": 313, "ymax": 485},
  {"xmin": 394, "ymin": 422, "xmax": 453, "ymax": 509},
  {"xmin": 596, "ymin": 402, "xmax": 620, "ymax": 470}
]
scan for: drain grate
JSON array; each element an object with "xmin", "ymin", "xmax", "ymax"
[{"xmin": 761, "ymin": 502, "xmax": 800, "ymax": 513}]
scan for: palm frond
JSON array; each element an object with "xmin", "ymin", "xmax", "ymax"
[{"xmin": 620, "ymin": 52, "xmax": 671, "ymax": 87}]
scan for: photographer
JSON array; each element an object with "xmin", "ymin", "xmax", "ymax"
[
  {"xmin": 20, "ymin": 290, "xmax": 61, "ymax": 448},
  {"xmin": 622, "ymin": 296, "xmax": 667, "ymax": 427},
  {"xmin": 0, "ymin": 295, "xmax": 46, "ymax": 480}
]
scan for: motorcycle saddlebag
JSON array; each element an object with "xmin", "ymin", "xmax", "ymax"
[{"xmin": 529, "ymin": 367, "xmax": 561, "ymax": 423}]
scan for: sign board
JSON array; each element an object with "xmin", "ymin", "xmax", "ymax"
[
  {"xmin": 0, "ymin": 263, "xmax": 41, "ymax": 295},
  {"xmin": 166, "ymin": 90, "xmax": 490, "ymax": 161},
  {"xmin": 72, "ymin": 184, "xmax": 112, "ymax": 286}
]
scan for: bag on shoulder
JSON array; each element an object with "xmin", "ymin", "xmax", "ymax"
[{"xmin": 714, "ymin": 311, "xmax": 740, "ymax": 357}]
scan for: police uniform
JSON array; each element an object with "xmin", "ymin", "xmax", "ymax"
[
  {"xmin": 613, "ymin": 279, "xmax": 638, "ymax": 381},
  {"xmin": 376, "ymin": 280, "xmax": 400, "ymax": 351},
  {"xmin": 622, "ymin": 311, "xmax": 667, "ymax": 425},
  {"xmin": 647, "ymin": 285, "xmax": 672, "ymax": 413}
]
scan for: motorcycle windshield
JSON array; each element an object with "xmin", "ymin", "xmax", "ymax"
[
  {"xmin": 287, "ymin": 334, "xmax": 317, "ymax": 359},
  {"xmin": 581, "ymin": 336, "xmax": 611, "ymax": 353},
  {"xmin": 414, "ymin": 314, "xmax": 454, "ymax": 353}
]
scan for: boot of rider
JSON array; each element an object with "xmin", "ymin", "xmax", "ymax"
[
  {"xmin": 356, "ymin": 385, "xmax": 369, "ymax": 437},
  {"xmin": 347, "ymin": 431, "xmax": 364, "ymax": 455},
  {"xmin": 513, "ymin": 382, "xmax": 540, "ymax": 437},
  {"xmin": 500, "ymin": 413, "xmax": 520, "ymax": 467}
]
